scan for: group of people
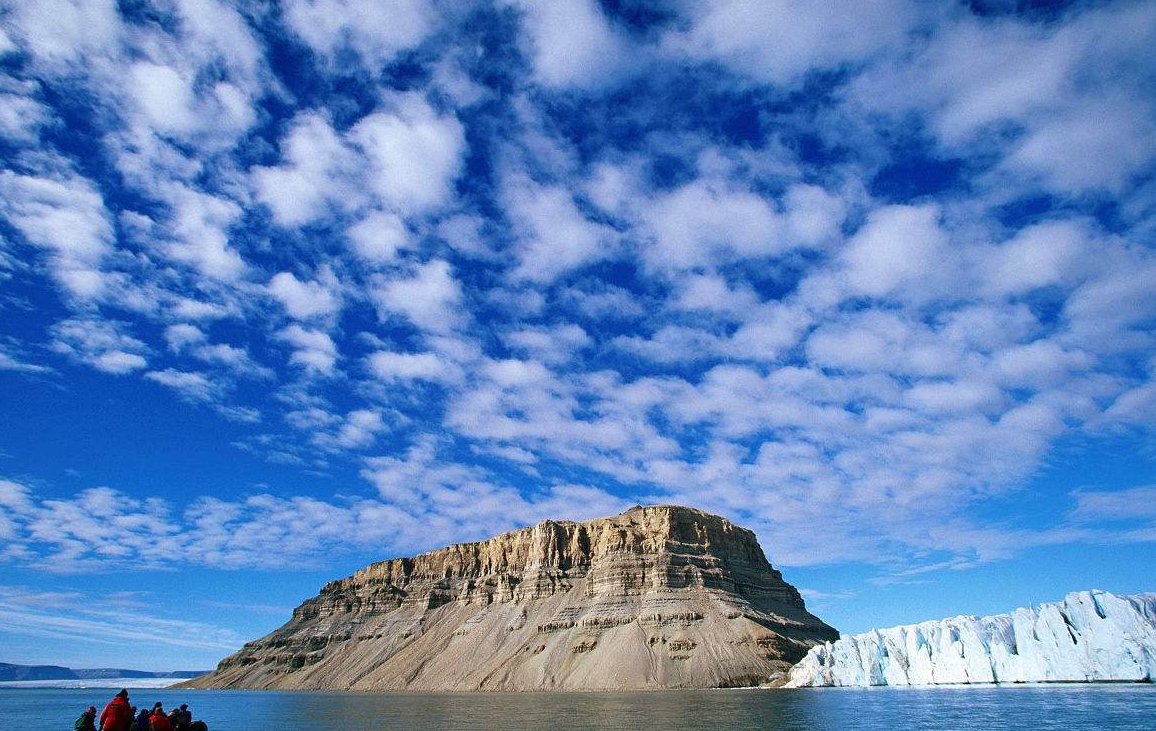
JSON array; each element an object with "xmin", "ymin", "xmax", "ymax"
[{"xmin": 74, "ymin": 689, "xmax": 208, "ymax": 731}]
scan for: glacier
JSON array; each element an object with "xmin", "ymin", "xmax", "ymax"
[{"xmin": 786, "ymin": 590, "xmax": 1156, "ymax": 687}]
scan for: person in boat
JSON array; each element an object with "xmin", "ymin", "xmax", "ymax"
[
  {"xmin": 149, "ymin": 702, "xmax": 172, "ymax": 731},
  {"xmin": 131, "ymin": 707, "xmax": 151, "ymax": 731},
  {"xmin": 167, "ymin": 703, "xmax": 195, "ymax": 731},
  {"xmin": 174, "ymin": 703, "xmax": 193, "ymax": 730},
  {"xmin": 99, "ymin": 689, "xmax": 133, "ymax": 731},
  {"xmin": 75, "ymin": 705, "xmax": 97, "ymax": 731}
]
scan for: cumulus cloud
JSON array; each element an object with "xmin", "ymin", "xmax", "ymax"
[
  {"xmin": 351, "ymin": 95, "xmax": 467, "ymax": 213},
  {"xmin": 672, "ymin": 0, "xmax": 918, "ymax": 86},
  {"xmin": 840, "ymin": 203, "xmax": 954, "ymax": 301},
  {"xmin": 253, "ymin": 112, "xmax": 360, "ymax": 227},
  {"xmin": 348, "ymin": 211, "xmax": 409, "ymax": 264},
  {"xmin": 368, "ymin": 349, "xmax": 462, "ymax": 384},
  {"xmin": 0, "ymin": 169, "xmax": 113, "ymax": 299},
  {"xmin": 510, "ymin": 0, "xmax": 634, "ymax": 89},
  {"xmin": 283, "ymin": 0, "xmax": 435, "ymax": 71},
  {"xmin": 145, "ymin": 368, "xmax": 217, "ymax": 402},
  {"xmin": 504, "ymin": 176, "xmax": 619, "ymax": 282},
  {"xmin": 640, "ymin": 179, "xmax": 788, "ymax": 273},
  {"xmin": 276, "ymin": 325, "xmax": 339, "ymax": 376},
  {"xmin": 371, "ymin": 259, "xmax": 464, "ymax": 333},
  {"xmin": 50, "ymin": 318, "xmax": 149, "ymax": 375},
  {"xmin": 267, "ymin": 270, "xmax": 342, "ymax": 321}
]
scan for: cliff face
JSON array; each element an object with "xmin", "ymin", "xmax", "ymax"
[
  {"xmin": 786, "ymin": 590, "xmax": 1156, "ymax": 687},
  {"xmin": 186, "ymin": 505, "xmax": 837, "ymax": 691}
]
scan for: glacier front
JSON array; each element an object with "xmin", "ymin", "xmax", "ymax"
[{"xmin": 786, "ymin": 590, "xmax": 1156, "ymax": 687}]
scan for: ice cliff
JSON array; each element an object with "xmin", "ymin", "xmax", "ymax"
[{"xmin": 786, "ymin": 590, "xmax": 1156, "ymax": 687}]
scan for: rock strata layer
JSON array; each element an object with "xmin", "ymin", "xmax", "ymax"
[
  {"xmin": 786, "ymin": 590, "xmax": 1156, "ymax": 687},
  {"xmin": 184, "ymin": 505, "xmax": 836, "ymax": 691}
]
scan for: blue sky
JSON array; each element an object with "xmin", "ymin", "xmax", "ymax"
[{"xmin": 1, "ymin": 0, "xmax": 1155, "ymax": 672}]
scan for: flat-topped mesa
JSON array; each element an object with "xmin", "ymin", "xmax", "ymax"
[{"xmin": 185, "ymin": 505, "xmax": 836, "ymax": 692}]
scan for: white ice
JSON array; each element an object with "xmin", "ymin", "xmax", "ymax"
[{"xmin": 786, "ymin": 590, "xmax": 1156, "ymax": 687}]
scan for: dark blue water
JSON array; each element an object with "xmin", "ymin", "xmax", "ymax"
[{"xmin": 5, "ymin": 685, "xmax": 1155, "ymax": 730}]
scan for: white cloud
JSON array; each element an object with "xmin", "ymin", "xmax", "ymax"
[
  {"xmin": 350, "ymin": 95, "xmax": 466, "ymax": 213},
  {"xmin": 371, "ymin": 259, "xmax": 463, "ymax": 333},
  {"xmin": 1005, "ymin": 93, "xmax": 1156, "ymax": 193},
  {"xmin": 299, "ymin": 408, "xmax": 390, "ymax": 452},
  {"xmin": 504, "ymin": 176, "xmax": 618, "ymax": 282},
  {"xmin": 3, "ymin": 0, "xmax": 123, "ymax": 69},
  {"xmin": 253, "ymin": 112, "xmax": 360, "ymax": 227},
  {"xmin": 191, "ymin": 343, "xmax": 273, "ymax": 380},
  {"xmin": 806, "ymin": 310, "xmax": 962, "ymax": 377},
  {"xmin": 510, "ymin": 0, "xmax": 634, "ymax": 89},
  {"xmin": 0, "ymin": 340, "xmax": 53, "ymax": 375},
  {"xmin": 267, "ymin": 270, "xmax": 342, "ymax": 320},
  {"xmin": 367, "ymin": 350, "xmax": 462, "ymax": 384},
  {"xmin": 164, "ymin": 324, "xmax": 206, "ymax": 352},
  {"xmin": 0, "ymin": 83, "xmax": 53, "ymax": 143},
  {"xmin": 504, "ymin": 324, "xmax": 590, "ymax": 365},
  {"xmin": 1070, "ymin": 486, "xmax": 1156, "ymax": 523},
  {"xmin": 348, "ymin": 211, "xmax": 408, "ymax": 264},
  {"xmin": 641, "ymin": 179, "xmax": 787, "ymax": 273},
  {"xmin": 145, "ymin": 368, "xmax": 217, "ymax": 402},
  {"xmin": 275, "ymin": 325, "xmax": 339, "ymax": 376},
  {"xmin": 613, "ymin": 325, "xmax": 725, "ymax": 365},
  {"xmin": 840, "ymin": 203, "xmax": 954, "ymax": 301},
  {"xmin": 0, "ymin": 169, "xmax": 112, "ymax": 299},
  {"xmin": 990, "ymin": 339, "xmax": 1093, "ymax": 390},
  {"xmin": 0, "ymin": 584, "xmax": 246, "ymax": 657},
  {"xmin": 50, "ymin": 318, "xmax": 149, "ymax": 375},
  {"xmin": 283, "ymin": 0, "xmax": 434, "ymax": 70},
  {"xmin": 849, "ymin": 3, "xmax": 1156, "ymax": 197},
  {"xmin": 672, "ymin": 273, "xmax": 760, "ymax": 317},
  {"xmin": 160, "ymin": 184, "xmax": 247, "ymax": 282},
  {"xmin": 673, "ymin": 0, "xmax": 917, "ymax": 86},
  {"xmin": 128, "ymin": 61, "xmax": 200, "ymax": 136},
  {"xmin": 980, "ymin": 219, "xmax": 1092, "ymax": 298},
  {"xmin": 360, "ymin": 437, "xmax": 630, "ymax": 549}
]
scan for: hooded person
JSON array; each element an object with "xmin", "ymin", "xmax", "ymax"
[
  {"xmin": 100, "ymin": 690, "xmax": 133, "ymax": 731},
  {"xmin": 149, "ymin": 702, "xmax": 172, "ymax": 731},
  {"xmin": 174, "ymin": 704, "xmax": 192, "ymax": 730},
  {"xmin": 131, "ymin": 708, "xmax": 151, "ymax": 731},
  {"xmin": 75, "ymin": 705, "xmax": 97, "ymax": 731}
]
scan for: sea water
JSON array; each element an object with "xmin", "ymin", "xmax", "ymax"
[{"xmin": 3, "ymin": 684, "xmax": 1154, "ymax": 730}]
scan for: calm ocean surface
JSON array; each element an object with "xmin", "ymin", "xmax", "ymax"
[{"xmin": 5, "ymin": 684, "xmax": 1154, "ymax": 730}]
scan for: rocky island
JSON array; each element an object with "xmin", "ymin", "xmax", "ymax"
[{"xmin": 184, "ymin": 505, "xmax": 837, "ymax": 691}]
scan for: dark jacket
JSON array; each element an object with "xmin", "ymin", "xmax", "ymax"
[
  {"xmin": 75, "ymin": 710, "xmax": 97, "ymax": 731},
  {"xmin": 132, "ymin": 711, "xmax": 151, "ymax": 731}
]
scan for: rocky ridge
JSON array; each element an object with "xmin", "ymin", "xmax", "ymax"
[{"xmin": 184, "ymin": 505, "xmax": 836, "ymax": 691}]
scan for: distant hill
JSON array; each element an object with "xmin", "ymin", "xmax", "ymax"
[{"xmin": 0, "ymin": 663, "xmax": 206, "ymax": 682}]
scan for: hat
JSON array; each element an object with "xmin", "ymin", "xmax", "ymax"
[{"xmin": 117, "ymin": 689, "xmax": 129, "ymax": 698}]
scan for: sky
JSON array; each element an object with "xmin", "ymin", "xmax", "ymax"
[{"xmin": 0, "ymin": 0, "xmax": 1154, "ymax": 673}]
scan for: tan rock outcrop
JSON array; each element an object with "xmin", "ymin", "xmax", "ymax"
[{"xmin": 182, "ymin": 505, "xmax": 836, "ymax": 691}]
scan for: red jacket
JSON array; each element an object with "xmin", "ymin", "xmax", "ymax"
[
  {"xmin": 149, "ymin": 711, "xmax": 172, "ymax": 731},
  {"xmin": 100, "ymin": 697, "xmax": 133, "ymax": 731}
]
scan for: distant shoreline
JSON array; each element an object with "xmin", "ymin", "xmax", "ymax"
[{"xmin": 0, "ymin": 678, "xmax": 184, "ymax": 690}]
